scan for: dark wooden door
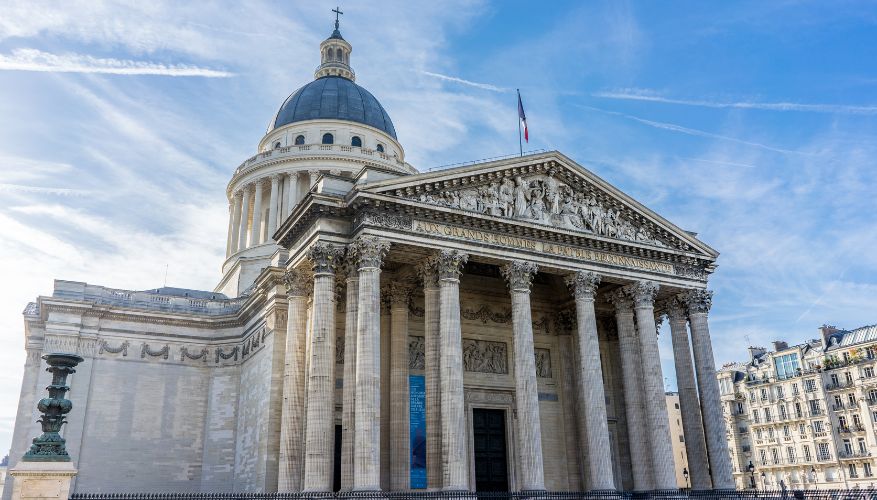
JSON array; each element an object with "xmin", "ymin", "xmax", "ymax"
[
  {"xmin": 473, "ymin": 408, "xmax": 509, "ymax": 492},
  {"xmin": 333, "ymin": 424, "xmax": 342, "ymax": 492}
]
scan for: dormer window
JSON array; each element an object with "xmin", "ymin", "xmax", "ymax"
[
  {"xmin": 295, "ymin": 135, "xmax": 305, "ymax": 145},
  {"xmin": 351, "ymin": 136, "xmax": 362, "ymax": 147},
  {"xmin": 322, "ymin": 133, "xmax": 334, "ymax": 145},
  {"xmin": 376, "ymin": 143, "xmax": 384, "ymax": 153}
]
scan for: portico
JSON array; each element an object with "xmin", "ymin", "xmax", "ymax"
[{"xmin": 273, "ymin": 152, "xmax": 732, "ymax": 492}]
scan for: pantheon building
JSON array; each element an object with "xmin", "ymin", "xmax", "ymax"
[{"xmin": 6, "ymin": 20, "xmax": 733, "ymax": 496}]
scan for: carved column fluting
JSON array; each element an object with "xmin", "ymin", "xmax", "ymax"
[
  {"xmin": 287, "ymin": 172, "xmax": 300, "ymax": 215},
  {"xmin": 686, "ymin": 289, "xmax": 734, "ymax": 489},
  {"xmin": 250, "ymin": 179, "xmax": 265, "ymax": 245},
  {"xmin": 302, "ymin": 243, "xmax": 345, "ymax": 492},
  {"xmin": 501, "ymin": 260, "xmax": 545, "ymax": 492},
  {"xmin": 610, "ymin": 290, "xmax": 652, "ymax": 491},
  {"xmin": 229, "ymin": 192, "xmax": 243, "ymax": 256},
  {"xmin": 658, "ymin": 298, "xmax": 709, "ymax": 490},
  {"xmin": 352, "ymin": 237, "xmax": 390, "ymax": 491},
  {"xmin": 267, "ymin": 174, "xmax": 281, "ymax": 237},
  {"xmin": 340, "ymin": 254, "xmax": 359, "ymax": 491},
  {"xmin": 417, "ymin": 258, "xmax": 442, "ymax": 489},
  {"xmin": 565, "ymin": 272, "xmax": 614, "ymax": 490},
  {"xmin": 437, "ymin": 250, "xmax": 469, "ymax": 491},
  {"xmin": 237, "ymin": 184, "xmax": 252, "ymax": 252},
  {"xmin": 278, "ymin": 269, "xmax": 311, "ymax": 492},
  {"xmin": 628, "ymin": 281, "xmax": 676, "ymax": 490},
  {"xmin": 388, "ymin": 281, "xmax": 413, "ymax": 491}
]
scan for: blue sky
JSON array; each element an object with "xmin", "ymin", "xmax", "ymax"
[{"xmin": 1, "ymin": 1, "xmax": 876, "ymax": 456}]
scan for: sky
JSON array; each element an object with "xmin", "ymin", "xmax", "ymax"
[{"xmin": 1, "ymin": 0, "xmax": 876, "ymax": 457}]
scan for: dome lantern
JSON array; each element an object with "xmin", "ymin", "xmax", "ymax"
[{"xmin": 314, "ymin": 7, "xmax": 355, "ymax": 81}]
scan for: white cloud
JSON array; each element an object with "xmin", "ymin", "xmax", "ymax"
[
  {"xmin": 0, "ymin": 49, "xmax": 234, "ymax": 77},
  {"xmin": 420, "ymin": 71, "xmax": 509, "ymax": 92},
  {"xmin": 593, "ymin": 88, "xmax": 877, "ymax": 115}
]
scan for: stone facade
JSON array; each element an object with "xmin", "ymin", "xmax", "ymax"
[
  {"xmin": 719, "ymin": 324, "xmax": 877, "ymax": 490},
  {"xmin": 4, "ymin": 19, "xmax": 733, "ymax": 497}
]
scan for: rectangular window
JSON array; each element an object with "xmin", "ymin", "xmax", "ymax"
[
  {"xmin": 831, "ymin": 373, "xmax": 840, "ymax": 385},
  {"xmin": 780, "ymin": 405, "xmax": 788, "ymax": 418},
  {"xmin": 792, "ymin": 383, "xmax": 800, "ymax": 395},
  {"xmin": 805, "ymin": 379, "xmax": 817, "ymax": 392},
  {"xmin": 872, "ymin": 410, "xmax": 877, "ymax": 423},
  {"xmin": 867, "ymin": 347, "xmax": 875, "ymax": 359},
  {"xmin": 679, "ymin": 435, "xmax": 684, "ymax": 442},
  {"xmin": 865, "ymin": 463, "xmax": 873, "ymax": 477},
  {"xmin": 854, "ymin": 414, "xmax": 862, "ymax": 427},
  {"xmin": 776, "ymin": 386, "xmax": 785, "ymax": 398},
  {"xmin": 818, "ymin": 442, "xmax": 830, "ymax": 459},
  {"xmin": 804, "ymin": 445, "xmax": 812, "ymax": 461},
  {"xmin": 858, "ymin": 438, "xmax": 866, "ymax": 453},
  {"xmin": 869, "ymin": 389, "xmax": 877, "ymax": 402},
  {"xmin": 839, "ymin": 415, "xmax": 848, "ymax": 428},
  {"xmin": 846, "ymin": 372, "xmax": 854, "ymax": 384},
  {"xmin": 814, "ymin": 421, "xmax": 825, "ymax": 433},
  {"xmin": 795, "ymin": 402, "xmax": 803, "ymax": 417},
  {"xmin": 772, "ymin": 448, "xmax": 780, "ymax": 464},
  {"xmin": 784, "ymin": 425, "xmax": 791, "ymax": 437},
  {"xmin": 753, "ymin": 411, "xmax": 760, "ymax": 423},
  {"xmin": 844, "ymin": 439, "xmax": 853, "ymax": 454},
  {"xmin": 768, "ymin": 427, "xmax": 775, "ymax": 438},
  {"xmin": 835, "ymin": 395, "xmax": 844, "ymax": 407},
  {"xmin": 761, "ymin": 388, "xmax": 768, "ymax": 400},
  {"xmin": 799, "ymin": 423, "xmax": 806, "ymax": 435},
  {"xmin": 760, "ymin": 449, "xmax": 768, "ymax": 466},
  {"xmin": 844, "ymin": 352, "xmax": 851, "ymax": 362},
  {"xmin": 774, "ymin": 353, "xmax": 801, "ymax": 380},
  {"xmin": 737, "ymin": 402, "xmax": 745, "ymax": 414},
  {"xmin": 764, "ymin": 408, "xmax": 772, "ymax": 422},
  {"xmin": 866, "ymin": 366, "xmax": 875, "ymax": 378},
  {"xmin": 849, "ymin": 463, "xmax": 858, "ymax": 478},
  {"xmin": 787, "ymin": 446, "xmax": 796, "ymax": 462},
  {"xmin": 849, "ymin": 393, "xmax": 857, "ymax": 406},
  {"xmin": 756, "ymin": 428, "xmax": 763, "ymax": 439}
]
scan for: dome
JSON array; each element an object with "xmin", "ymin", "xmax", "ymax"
[{"xmin": 269, "ymin": 76, "xmax": 397, "ymax": 139}]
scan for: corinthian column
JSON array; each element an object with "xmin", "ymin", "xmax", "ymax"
[
  {"xmin": 686, "ymin": 289, "xmax": 734, "ymax": 489},
  {"xmin": 302, "ymin": 243, "xmax": 345, "ymax": 492},
  {"xmin": 250, "ymin": 178, "xmax": 265, "ymax": 246},
  {"xmin": 609, "ymin": 289, "xmax": 652, "ymax": 491},
  {"xmin": 437, "ymin": 250, "xmax": 469, "ymax": 491},
  {"xmin": 565, "ymin": 272, "xmax": 614, "ymax": 490},
  {"xmin": 229, "ymin": 192, "xmax": 243, "ymax": 256},
  {"xmin": 662, "ymin": 296, "xmax": 711, "ymax": 490},
  {"xmin": 237, "ymin": 184, "xmax": 252, "ymax": 252},
  {"xmin": 417, "ymin": 259, "xmax": 442, "ymax": 490},
  {"xmin": 501, "ymin": 260, "xmax": 545, "ymax": 492},
  {"xmin": 628, "ymin": 281, "xmax": 676, "ymax": 490},
  {"xmin": 267, "ymin": 174, "xmax": 281, "ymax": 237},
  {"xmin": 352, "ymin": 236, "xmax": 391, "ymax": 491},
  {"xmin": 278, "ymin": 269, "xmax": 312, "ymax": 492},
  {"xmin": 340, "ymin": 254, "xmax": 359, "ymax": 491},
  {"xmin": 388, "ymin": 281, "xmax": 413, "ymax": 491}
]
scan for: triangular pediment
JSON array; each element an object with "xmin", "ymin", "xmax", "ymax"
[{"xmin": 356, "ymin": 151, "xmax": 718, "ymax": 259}]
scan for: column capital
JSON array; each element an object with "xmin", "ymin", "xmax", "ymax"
[
  {"xmin": 255, "ymin": 177, "xmax": 268, "ymax": 187},
  {"xmin": 242, "ymin": 181, "xmax": 255, "ymax": 192},
  {"xmin": 308, "ymin": 169, "xmax": 322, "ymax": 179},
  {"xmin": 658, "ymin": 295, "xmax": 688, "ymax": 321},
  {"xmin": 435, "ymin": 249, "xmax": 468, "ymax": 281},
  {"xmin": 565, "ymin": 271, "xmax": 600, "ymax": 299},
  {"xmin": 270, "ymin": 173, "xmax": 283, "ymax": 182},
  {"xmin": 416, "ymin": 257, "xmax": 439, "ymax": 289},
  {"xmin": 342, "ymin": 245, "xmax": 360, "ymax": 281},
  {"xmin": 289, "ymin": 171, "xmax": 302, "ymax": 180},
  {"xmin": 608, "ymin": 288, "xmax": 634, "ymax": 313},
  {"xmin": 501, "ymin": 260, "xmax": 538, "ymax": 292},
  {"xmin": 350, "ymin": 236, "xmax": 390, "ymax": 270},
  {"xmin": 306, "ymin": 242, "xmax": 345, "ymax": 275},
  {"xmin": 384, "ymin": 281, "xmax": 414, "ymax": 308},
  {"xmin": 685, "ymin": 288, "xmax": 713, "ymax": 314},
  {"xmin": 626, "ymin": 280, "xmax": 659, "ymax": 308},
  {"xmin": 283, "ymin": 268, "xmax": 313, "ymax": 296},
  {"xmin": 232, "ymin": 190, "xmax": 243, "ymax": 200}
]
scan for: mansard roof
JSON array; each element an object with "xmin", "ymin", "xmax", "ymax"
[{"xmin": 350, "ymin": 150, "xmax": 718, "ymax": 261}]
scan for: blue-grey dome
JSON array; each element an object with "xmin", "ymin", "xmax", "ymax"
[{"xmin": 269, "ymin": 76, "xmax": 397, "ymax": 139}]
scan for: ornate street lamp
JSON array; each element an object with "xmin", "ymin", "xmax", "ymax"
[
  {"xmin": 683, "ymin": 467, "xmax": 690, "ymax": 490},
  {"xmin": 22, "ymin": 353, "xmax": 84, "ymax": 461}
]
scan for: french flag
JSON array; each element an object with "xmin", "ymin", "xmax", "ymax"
[{"xmin": 517, "ymin": 89, "xmax": 528, "ymax": 142}]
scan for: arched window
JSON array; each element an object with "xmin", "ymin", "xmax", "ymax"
[
  {"xmin": 376, "ymin": 143, "xmax": 385, "ymax": 153},
  {"xmin": 273, "ymin": 141, "xmax": 281, "ymax": 149},
  {"xmin": 294, "ymin": 135, "xmax": 305, "ymax": 145},
  {"xmin": 322, "ymin": 133, "xmax": 334, "ymax": 145},
  {"xmin": 351, "ymin": 136, "xmax": 362, "ymax": 147},
  {"xmin": 336, "ymin": 48, "xmax": 343, "ymax": 61}
]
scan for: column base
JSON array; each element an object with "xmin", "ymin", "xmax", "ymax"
[{"xmin": 9, "ymin": 461, "xmax": 77, "ymax": 500}]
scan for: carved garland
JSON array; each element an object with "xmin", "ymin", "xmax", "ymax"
[
  {"xmin": 141, "ymin": 343, "xmax": 169, "ymax": 360},
  {"xmin": 181, "ymin": 347, "xmax": 208, "ymax": 363},
  {"xmin": 99, "ymin": 340, "xmax": 129, "ymax": 356}
]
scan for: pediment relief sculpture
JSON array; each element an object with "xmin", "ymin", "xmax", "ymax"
[{"xmin": 401, "ymin": 170, "xmax": 672, "ymax": 249}]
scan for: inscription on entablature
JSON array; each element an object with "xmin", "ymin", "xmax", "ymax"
[{"xmin": 413, "ymin": 220, "xmax": 677, "ymax": 275}]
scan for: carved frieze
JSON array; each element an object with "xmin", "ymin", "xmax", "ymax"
[
  {"xmin": 403, "ymin": 170, "xmax": 670, "ymax": 248},
  {"xmin": 463, "ymin": 339, "xmax": 508, "ymax": 374},
  {"xmin": 181, "ymin": 347, "xmax": 208, "ymax": 363},
  {"xmin": 141, "ymin": 343, "xmax": 169, "ymax": 360},
  {"xmin": 354, "ymin": 211, "xmax": 412, "ymax": 231},
  {"xmin": 535, "ymin": 348, "xmax": 552, "ymax": 378},
  {"xmin": 99, "ymin": 340, "xmax": 129, "ymax": 357},
  {"xmin": 409, "ymin": 336, "xmax": 425, "ymax": 370}
]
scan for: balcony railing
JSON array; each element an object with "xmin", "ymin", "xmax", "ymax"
[
  {"xmin": 838, "ymin": 450, "xmax": 872, "ymax": 459},
  {"xmin": 826, "ymin": 381, "xmax": 855, "ymax": 391},
  {"xmin": 809, "ymin": 408, "xmax": 824, "ymax": 416},
  {"xmin": 837, "ymin": 425, "xmax": 867, "ymax": 434},
  {"xmin": 817, "ymin": 454, "xmax": 833, "ymax": 461}
]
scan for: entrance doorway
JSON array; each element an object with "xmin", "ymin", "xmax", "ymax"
[
  {"xmin": 472, "ymin": 408, "xmax": 509, "ymax": 492},
  {"xmin": 333, "ymin": 424, "xmax": 341, "ymax": 492}
]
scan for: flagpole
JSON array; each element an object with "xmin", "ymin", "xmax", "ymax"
[{"xmin": 517, "ymin": 89, "xmax": 523, "ymax": 157}]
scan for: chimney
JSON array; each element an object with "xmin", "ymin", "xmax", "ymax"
[
  {"xmin": 773, "ymin": 340, "xmax": 789, "ymax": 351},
  {"xmin": 820, "ymin": 324, "xmax": 840, "ymax": 347},
  {"xmin": 748, "ymin": 346, "xmax": 767, "ymax": 361}
]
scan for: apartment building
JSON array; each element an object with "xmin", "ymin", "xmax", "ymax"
[
  {"xmin": 718, "ymin": 324, "xmax": 877, "ymax": 489},
  {"xmin": 667, "ymin": 392, "xmax": 692, "ymax": 488}
]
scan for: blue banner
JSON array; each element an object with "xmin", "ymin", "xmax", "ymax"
[{"xmin": 409, "ymin": 375, "xmax": 427, "ymax": 488}]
